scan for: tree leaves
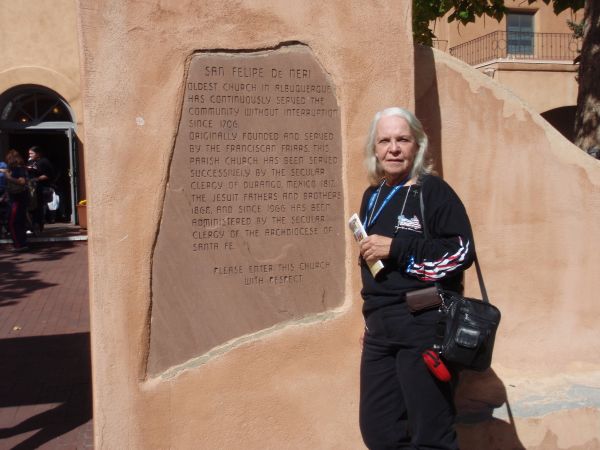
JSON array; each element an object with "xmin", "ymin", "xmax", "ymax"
[
  {"xmin": 413, "ymin": 0, "xmax": 506, "ymax": 44},
  {"xmin": 530, "ymin": 0, "xmax": 584, "ymax": 14}
]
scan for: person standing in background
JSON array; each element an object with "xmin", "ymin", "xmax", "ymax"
[
  {"xmin": 0, "ymin": 159, "xmax": 8, "ymax": 237},
  {"xmin": 2, "ymin": 150, "xmax": 30, "ymax": 251},
  {"xmin": 0, "ymin": 159, "xmax": 7, "ymax": 193},
  {"xmin": 27, "ymin": 146, "xmax": 54, "ymax": 234}
]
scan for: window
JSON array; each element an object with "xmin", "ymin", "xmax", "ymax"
[
  {"xmin": 0, "ymin": 87, "xmax": 72, "ymax": 124},
  {"xmin": 507, "ymin": 12, "xmax": 534, "ymax": 55}
]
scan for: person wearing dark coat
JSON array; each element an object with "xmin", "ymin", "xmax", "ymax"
[{"xmin": 357, "ymin": 107, "xmax": 475, "ymax": 450}]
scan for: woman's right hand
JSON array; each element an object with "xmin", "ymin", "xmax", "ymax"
[{"xmin": 359, "ymin": 234, "xmax": 393, "ymax": 263}]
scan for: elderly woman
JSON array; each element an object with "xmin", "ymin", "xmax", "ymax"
[
  {"xmin": 358, "ymin": 107, "xmax": 474, "ymax": 449},
  {"xmin": 1, "ymin": 150, "xmax": 30, "ymax": 251}
]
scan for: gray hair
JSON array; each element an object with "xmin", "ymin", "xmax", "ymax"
[{"xmin": 364, "ymin": 107, "xmax": 432, "ymax": 186}]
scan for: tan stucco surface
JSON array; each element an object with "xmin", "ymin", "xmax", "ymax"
[
  {"xmin": 77, "ymin": 0, "xmax": 600, "ymax": 447},
  {"xmin": 416, "ymin": 46, "xmax": 600, "ymax": 449},
  {"xmin": 0, "ymin": 0, "xmax": 82, "ymax": 127},
  {"xmin": 78, "ymin": 1, "xmax": 413, "ymax": 448},
  {"xmin": 1, "ymin": 0, "xmax": 597, "ymax": 447},
  {"xmin": 492, "ymin": 65, "xmax": 579, "ymax": 112}
]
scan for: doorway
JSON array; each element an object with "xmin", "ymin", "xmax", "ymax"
[
  {"xmin": 6, "ymin": 130, "xmax": 76, "ymax": 223},
  {"xmin": 541, "ymin": 106, "xmax": 576, "ymax": 144},
  {"xmin": 0, "ymin": 86, "xmax": 80, "ymax": 225}
]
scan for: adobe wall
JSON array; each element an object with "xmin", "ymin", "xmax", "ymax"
[
  {"xmin": 0, "ymin": 0, "xmax": 82, "ymax": 128},
  {"xmin": 416, "ymin": 46, "xmax": 600, "ymax": 449},
  {"xmin": 492, "ymin": 64, "xmax": 578, "ymax": 112},
  {"xmin": 78, "ymin": 0, "xmax": 600, "ymax": 448},
  {"xmin": 77, "ymin": 1, "xmax": 413, "ymax": 448}
]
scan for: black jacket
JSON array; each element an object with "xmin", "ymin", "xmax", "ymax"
[{"xmin": 359, "ymin": 175, "xmax": 475, "ymax": 312}]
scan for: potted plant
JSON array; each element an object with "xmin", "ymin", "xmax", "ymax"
[{"xmin": 77, "ymin": 199, "xmax": 87, "ymax": 229}]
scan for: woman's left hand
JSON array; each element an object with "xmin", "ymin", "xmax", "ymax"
[{"xmin": 360, "ymin": 234, "xmax": 392, "ymax": 263}]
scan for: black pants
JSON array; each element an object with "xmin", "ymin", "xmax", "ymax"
[
  {"xmin": 32, "ymin": 186, "xmax": 46, "ymax": 230},
  {"xmin": 359, "ymin": 303, "xmax": 458, "ymax": 450}
]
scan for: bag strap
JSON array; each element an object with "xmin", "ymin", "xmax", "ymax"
[{"xmin": 418, "ymin": 183, "xmax": 490, "ymax": 303}]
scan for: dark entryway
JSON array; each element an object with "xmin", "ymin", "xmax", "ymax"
[
  {"xmin": 0, "ymin": 85, "xmax": 81, "ymax": 224},
  {"xmin": 541, "ymin": 105, "xmax": 576, "ymax": 143},
  {"xmin": 7, "ymin": 131, "xmax": 74, "ymax": 223}
]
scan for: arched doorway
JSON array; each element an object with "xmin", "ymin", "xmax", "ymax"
[
  {"xmin": 0, "ymin": 85, "xmax": 80, "ymax": 224},
  {"xmin": 541, "ymin": 105, "xmax": 576, "ymax": 144}
]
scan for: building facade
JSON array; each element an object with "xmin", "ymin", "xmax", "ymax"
[
  {"xmin": 3, "ymin": 1, "xmax": 599, "ymax": 448},
  {"xmin": 0, "ymin": 0, "xmax": 85, "ymax": 225},
  {"xmin": 432, "ymin": 0, "xmax": 583, "ymax": 141}
]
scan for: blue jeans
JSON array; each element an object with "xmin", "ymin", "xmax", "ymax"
[{"xmin": 359, "ymin": 303, "xmax": 458, "ymax": 450}]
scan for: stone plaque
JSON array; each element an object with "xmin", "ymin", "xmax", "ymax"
[{"xmin": 148, "ymin": 47, "xmax": 344, "ymax": 375}]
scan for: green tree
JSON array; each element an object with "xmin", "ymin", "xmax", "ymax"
[
  {"xmin": 414, "ymin": 0, "xmax": 599, "ymax": 157},
  {"xmin": 413, "ymin": 1, "xmax": 506, "ymax": 47}
]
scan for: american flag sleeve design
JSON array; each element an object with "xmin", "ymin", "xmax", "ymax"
[
  {"xmin": 405, "ymin": 237, "xmax": 471, "ymax": 281},
  {"xmin": 389, "ymin": 178, "xmax": 475, "ymax": 282}
]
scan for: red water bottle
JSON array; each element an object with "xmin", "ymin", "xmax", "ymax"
[{"xmin": 422, "ymin": 349, "xmax": 451, "ymax": 382}]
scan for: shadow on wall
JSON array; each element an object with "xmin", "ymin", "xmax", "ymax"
[
  {"xmin": 455, "ymin": 369, "xmax": 524, "ymax": 449},
  {"xmin": 414, "ymin": 44, "xmax": 443, "ymax": 179},
  {"xmin": 414, "ymin": 45, "xmax": 524, "ymax": 450}
]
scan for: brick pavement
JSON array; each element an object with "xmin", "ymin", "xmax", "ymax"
[{"xmin": 0, "ymin": 241, "xmax": 93, "ymax": 449}]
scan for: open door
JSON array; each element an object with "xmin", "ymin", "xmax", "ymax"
[
  {"xmin": 66, "ymin": 127, "xmax": 79, "ymax": 224},
  {"xmin": 0, "ymin": 85, "xmax": 81, "ymax": 225}
]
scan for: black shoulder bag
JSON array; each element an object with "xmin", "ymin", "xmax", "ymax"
[{"xmin": 420, "ymin": 189, "xmax": 501, "ymax": 372}]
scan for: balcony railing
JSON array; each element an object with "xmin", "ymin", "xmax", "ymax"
[{"xmin": 449, "ymin": 31, "xmax": 580, "ymax": 66}]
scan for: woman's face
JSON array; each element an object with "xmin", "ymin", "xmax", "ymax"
[
  {"xmin": 374, "ymin": 115, "xmax": 418, "ymax": 184},
  {"xmin": 28, "ymin": 149, "xmax": 39, "ymax": 160}
]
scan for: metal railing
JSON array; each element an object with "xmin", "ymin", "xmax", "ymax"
[{"xmin": 449, "ymin": 31, "xmax": 580, "ymax": 66}]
